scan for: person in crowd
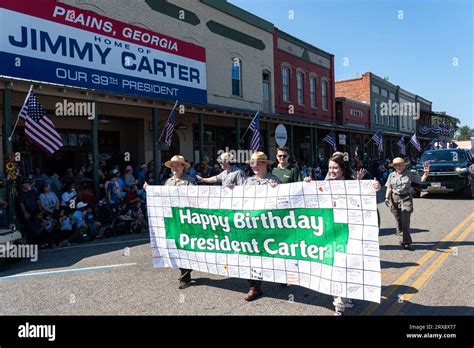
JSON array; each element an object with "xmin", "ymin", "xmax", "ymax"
[
  {"xmin": 241, "ymin": 151, "xmax": 281, "ymax": 301},
  {"xmin": 138, "ymin": 164, "xmax": 148, "ymax": 188},
  {"xmin": 34, "ymin": 168, "xmax": 48, "ymax": 192},
  {"xmin": 85, "ymin": 205, "xmax": 101, "ymax": 239},
  {"xmin": 385, "ymin": 157, "xmax": 430, "ymax": 251},
  {"xmin": 272, "ymin": 147, "xmax": 301, "ymax": 183},
  {"xmin": 79, "ymin": 180, "xmax": 95, "ymax": 207},
  {"xmin": 123, "ymin": 165, "xmax": 136, "ymax": 192},
  {"xmin": 74, "ymin": 166, "xmax": 88, "ymax": 185},
  {"xmin": 47, "ymin": 171, "xmax": 63, "ymax": 201},
  {"xmin": 107, "ymin": 172, "xmax": 122, "ymax": 209},
  {"xmin": 17, "ymin": 177, "xmax": 41, "ymax": 225},
  {"xmin": 63, "ymin": 168, "xmax": 75, "ymax": 187},
  {"xmin": 39, "ymin": 184, "xmax": 60, "ymax": 216},
  {"xmin": 196, "ymin": 152, "xmax": 245, "ymax": 187},
  {"xmin": 60, "ymin": 182, "xmax": 77, "ymax": 212},
  {"xmin": 72, "ymin": 202, "xmax": 90, "ymax": 241},
  {"xmin": 58, "ymin": 209, "xmax": 73, "ymax": 247}
]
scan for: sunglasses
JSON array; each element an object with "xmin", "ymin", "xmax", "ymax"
[{"xmin": 277, "ymin": 155, "xmax": 288, "ymax": 158}]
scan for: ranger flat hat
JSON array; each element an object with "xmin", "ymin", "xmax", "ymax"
[
  {"xmin": 164, "ymin": 155, "xmax": 191, "ymax": 169},
  {"xmin": 245, "ymin": 151, "xmax": 273, "ymax": 165},
  {"xmin": 388, "ymin": 157, "xmax": 409, "ymax": 167}
]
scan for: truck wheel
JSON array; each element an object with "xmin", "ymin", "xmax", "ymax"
[{"xmin": 460, "ymin": 185, "xmax": 472, "ymax": 198}]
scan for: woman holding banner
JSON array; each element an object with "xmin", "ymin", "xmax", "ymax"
[{"xmin": 326, "ymin": 154, "xmax": 380, "ymax": 315}]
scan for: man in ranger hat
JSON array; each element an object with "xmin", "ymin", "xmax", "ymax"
[
  {"xmin": 242, "ymin": 151, "xmax": 281, "ymax": 301},
  {"xmin": 385, "ymin": 157, "xmax": 430, "ymax": 250},
  {"xmin": 161, "ymin": 155, "xmax": 197, "ymax": 289},
  {"xmin": 196, "ymin": 152, "xmax": 245, "ymax": 187}
]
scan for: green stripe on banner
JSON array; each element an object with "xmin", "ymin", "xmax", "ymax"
[{"xmin": 165, "ymin": 207, "xmax": 349, "ymax": 265}]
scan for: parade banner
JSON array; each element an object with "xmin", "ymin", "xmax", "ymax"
[
  {"xmin": 0, "ymin": 0, "xmax": 207, "ymax": 104},
  {"xmin": 147, "ymin": 181, "xmax": 381, "ymax": 303}
]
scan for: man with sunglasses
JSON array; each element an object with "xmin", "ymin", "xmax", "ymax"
[{"xmin": 272, "ymin": 147, "xmax": 301, "ymax": 183}]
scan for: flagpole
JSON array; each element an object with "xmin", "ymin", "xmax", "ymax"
[
  {"xmin": 8, "ymin": 85, "xmax": 33, "ymax": 142},
  {"xmin": 157, "ymin": 100, "xmax": 179, "ymax": 143},
  {"xmin": 239, "ymin": 111, "xmax": 259, "ymax": 144}
]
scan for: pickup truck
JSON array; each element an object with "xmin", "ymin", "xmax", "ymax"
[
  {"xmin": 0, "ymin": 226, "xmax": 23, "ymax": 267},
  {"xmin": 411, "ymin": 148, "xmax": 473, "ymax": 198}
]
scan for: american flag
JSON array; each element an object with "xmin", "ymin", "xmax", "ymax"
[
  {"xmin": 248, "ymin": 111, "xmax": 261, "ymax": 151},
  {"xmin": 397, "ymin": 136, "xmax": 406, "ymax": 155},
  {"xmin": 19, "ymin": 90, "xmax": 63, "ymax": 154},
  {"xmin": 323, "ymin": 130, "xmax": 337, "ymax": 152},
  {"xmin": 409, "ymin": 133, "xmax": 422, "ymax": 152},
  {"xmin": 371, "ymin": 129, "xmax": 383, "ymax": 153},
  {"xmin": 162, "ymin": 100, "xmax": 178, "ymax": 146}
]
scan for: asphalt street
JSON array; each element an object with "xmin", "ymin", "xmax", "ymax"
[{"xmin": 0, "ymin": 188, "xmax": 472, "ymax": 316}]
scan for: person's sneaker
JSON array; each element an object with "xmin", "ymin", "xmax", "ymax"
[
  {"xmin": 244, "ymin": 287, "xmax": 263, "ymax": 301},
  {"xmin": 334, "ymin": 310, "xmax": 343, "ymax": 316},
  {"xmin": 178, "ymin": 279, "xmax": 191, "ymax": 289},
  {"xmin": 403, "ymin": 244, "xmax": 414, "ymax": 251},
  {"xmin": 333, "ymin": 298, "xmax": 354, "ymax": 309}
]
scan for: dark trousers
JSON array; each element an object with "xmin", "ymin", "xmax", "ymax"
[
  {"xmin": 179, "ymin": 268, "xmax": 192, "ymax": 282},
  {"xmin": 390, "ymin": 193, "xmax": 413, "ymax": 245},
  {"xmin": 248, "ymin": 280, "xmax": 262, "ymax": 288}
]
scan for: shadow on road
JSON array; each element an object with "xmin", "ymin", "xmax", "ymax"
[
  {"xmin": 192, "ymin": 276, "xmax": 336, "ymax": 311},
  {"xmin": 380, "ymin": 241, "xmax": 473, "ymax": 251},
  {"xmin": 379, "ymin": 227, "xmax": 430, "ymax": 237},
  {"xmin": 0, "ymin": 232, "xmax": 150, "ymax": 277},
  {"xmin": 381, "ymin": 260, "xmax": 419, "ymax": 269}
]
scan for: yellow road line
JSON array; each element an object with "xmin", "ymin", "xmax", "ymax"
[
  {"xmin": 385, "ymin": 222, "xmax": 474, "ymax": 315},
  {"xmin": 361, "ymin": 211, "xmax": 474, "ymax": 315}
]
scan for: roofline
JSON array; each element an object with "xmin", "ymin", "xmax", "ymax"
[
  {"xmin": 275, "ymin": 28, "xmax": 333, "ymax": 59},
  {"xmin": 200, "ymin": 0, "xmax": 274, "ymax": 33}
]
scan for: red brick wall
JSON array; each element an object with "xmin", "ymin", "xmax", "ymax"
[
  {"xmin": 273, "ymin": 32, "xmax": 334, "ymax": 122},
  {"xmin": 335, "ymin": 73, "xmax": 371, "ymax": 105}
]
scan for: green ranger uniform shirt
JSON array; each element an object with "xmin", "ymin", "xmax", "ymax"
[
  {"xmin": 272, "ymin": 165, "xmax": 300, "ymax": 184},
  {"xmin": 164, "ymin": 174, "xmax": 196, "ymax": 187},
  {"xmin": 244, "ymin": 173, "xmax": 282, "ymax": 186},
  {"xmin": 385, "ymin": 169, "xmax": 422, "ymax": 195}
]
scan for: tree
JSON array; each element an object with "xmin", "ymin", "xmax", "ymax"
[{"xmin": 454, "ymin": 125, "xmax": 474, "ymax": 140}]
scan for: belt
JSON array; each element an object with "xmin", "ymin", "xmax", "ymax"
[{"xmin": 392, "ymin": 192, "xmax": 411, "ymax": 198}]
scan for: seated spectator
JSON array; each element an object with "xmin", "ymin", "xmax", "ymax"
[
  {"xmin": 125, "ymin": 183, "xmax": 142, "ymax": 207},
  {"xmin": 42, "ymin": 212, "xmax": 59, "ymax": 248},
  {"xmin": 79, "ymin": 181, "xmax": 95, "ymax": 207},
  {"xmin": 72, "ymin": 202, "xmax": 89, "ymax": 240},
  {"xmin": 28, "ymin": 211, "xmax": 47, "ymax": 247},
  {"xmin": 61, "ymin": 183, "xmax": 77, "ymax": 212},
  {"xmin": 85, "ymin": 206, "xmax": 102, "ymax": 239},
  {"xmin": 39, "ymin": 184, "xmax": 60, "ymax": 216},
  {"xmin": 58, "ymin": 209, "xmax": 73, "ymax": 247}
]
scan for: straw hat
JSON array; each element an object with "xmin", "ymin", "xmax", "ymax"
[
  {"xmin": 245, "ymin": 151, "xmax": 273, "ymax": 165},
  {"xmin": 388, "ymin": 157, "xmax": 409, "ymax": 167},
  {"xmin": 164, "ymin": 155, "xmax": 191, "ymax": 169}
]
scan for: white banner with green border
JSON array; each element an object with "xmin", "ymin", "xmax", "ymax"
[{"xmin": 147, "ymin": 180, "xmax": 381, "ymax": 303}]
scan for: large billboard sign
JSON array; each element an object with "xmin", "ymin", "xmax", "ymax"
[{"xmin": 0, "ymin": 0, "xmax": 207, "ymax": 104}]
